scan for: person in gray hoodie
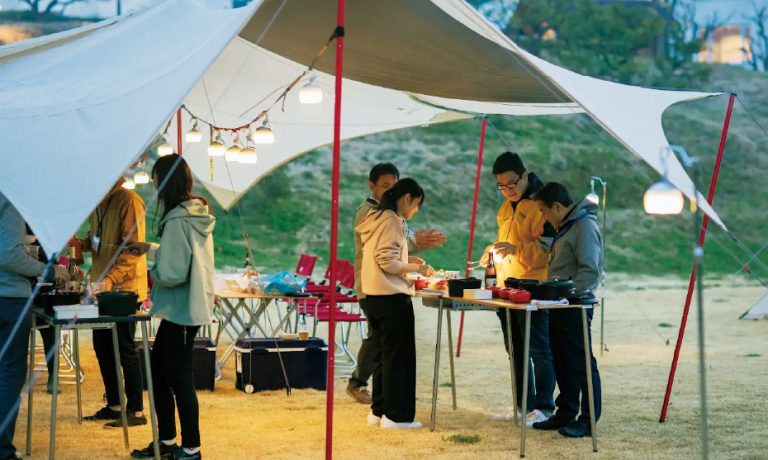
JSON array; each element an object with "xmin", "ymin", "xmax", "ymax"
[
  {"xmin": 355, "ymin": 178, "xmax": 433, "ymax": 429},
  {"xmin": 126, "ymin": 155, "xmax": 215, "ymax": 460},
  {"xmin": 0, "ymin": 191, "xmax": 67, "ymax": 460},
  {"xmin": 530, "ymin": 182, "xmax": 602, "ymax": 439}
]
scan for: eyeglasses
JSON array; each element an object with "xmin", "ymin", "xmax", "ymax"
[{"xmin": 496, "ymin": 176, "xmax": 522, "ymax": 191}]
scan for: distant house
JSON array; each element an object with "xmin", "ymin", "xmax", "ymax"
[{"xmin": 698, "ymin": 24, "xmax": 752, "ymax": 66}]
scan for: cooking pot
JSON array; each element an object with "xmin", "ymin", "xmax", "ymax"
[
  {"xmin": 97, "ymin": 291, "xmax": 139, "ymax": 316},
  {"xmin": 539, "ymin": 278, "xmax": 575, "ymax": 301},
  {"xmin": 35, "ymin": 290, "xmax": 82, "ymax": 314},
  {"xmin": 504, "ymin": 277, "xmax": 519, "ymax": 289},
  {"xmin": 567, "ymin": 290, "xmax": 598, "ymax": 305},
  {"xmin": 517, "ymin": 279, "xmax": 541, "ymax": 299},
  {"xmin": 447, "ymin": 278, "xmax": 481, "ymax": 298}
]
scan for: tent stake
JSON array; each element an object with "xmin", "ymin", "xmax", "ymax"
[
  {"xmin": 325, "ymin": 2, "xmax": 345, "ymax": 459},
  {"xmin": 457, "ymin": 116, "xmax": 487, "ymax": 358},
  {"xmin": 659, "ymin": 92, "xmax": 735, "ymax": 423}
]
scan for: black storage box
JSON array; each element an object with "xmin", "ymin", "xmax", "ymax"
[
  {"xmin": 135, "ymin": 337, "xmax": 217, "ymax": 391},
  {"xmin": 235, "ymin": 338, "xmax": 328, "ymax": 393},
  {"xmin": 447, "ymin": 278, "xmax": 482, "ymax": 298}
]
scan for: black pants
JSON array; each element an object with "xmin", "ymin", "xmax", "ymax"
[
  {"xmin": 497, "ymin": 309, "xmax": 556, "ymax": 412},
  {"xmin": 152, "ymin": 320, "xmax": 201, "ymax": 448},
  {"xmin": 349, "ymin": 298, "xmax": 376, "ymax": 388},
  {"xmin": 35, "ymin": 317, "xmax": 56, "ymax": 378},
  {"xmin": 93, "ymin": 321, "xmax": 143, "ymax": 412},
  {"xmin": 365, "ymin": 294, "xmax": 416, "ymax": 423},
  {"xmin": 549, "ymin": 309, "xmax": 602, "ymax": 422}
]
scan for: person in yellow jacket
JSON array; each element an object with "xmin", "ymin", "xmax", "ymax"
[
  {"xmin": 76, "ymin": 177, "xmax": 149, "ymax": 428},
  {"xmin": 486, "ymin": 152, "xmax": 556, "ymax": 427}
]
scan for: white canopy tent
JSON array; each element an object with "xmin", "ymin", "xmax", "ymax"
[
  {"xmin": 0, "ymin": 0, "xmax": 730, "ymax": 257},
  {"xmin": 741, "ymin": 290, "xmax": 768, "ymax": 320}
]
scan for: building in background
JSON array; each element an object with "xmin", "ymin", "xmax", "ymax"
[{"xmin": 698, "ymin": 24, "xmax": 752, "ymax": 67}]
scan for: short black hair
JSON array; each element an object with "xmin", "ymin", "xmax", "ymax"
[
  {"xmin": 532, "ymin": 182, "xmax": 573, "ymax": 208},
  {"xmin": 492, "ymin": 152, "xmax": 526, "ymax": 176},
  {"xmin": 369, "ymin": 163, "xmax": 400, "ymax": 184}
]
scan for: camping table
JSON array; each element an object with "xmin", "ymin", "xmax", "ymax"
[
  {"xmin": 422, "ymin": 294, "xmax": 598, "ymax": 458},
  {"xmin": 26, "ymin": 309, "xmax": 161, "ymax": 460},
  {"xmin": 213, "ymin": 289, "xmax": 318, "ymax": 371}
]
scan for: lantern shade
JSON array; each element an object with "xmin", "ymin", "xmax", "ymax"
[
  {"xmin": 586, "ymin": 192, "xmax": 600, "ymax": 205},
  {"xmin": 157, "ymin": 142, "xmax": 174, "ymax": 156},
  {"xmin": 208, "ymin": 140, "xmax": 225, "ymax": 157},
  {"xmin": 643, "ymin": 181, "xmax": 684, "ymax": 215},
  {"xmin": 239, "ymin": 147, "xmax": 258, "ymax": 164},
  {"xmin": 122, "ymin": 178, "xmax": 136, "ymax": 190},
  {"xmin": 299, "ymin": 83, "xmax": 323, "ymax": 104},
  {"xmin": 134, "ymin": 170, "xmax": 150, "ymax": 184},
  {"xmin": 225, "ymin": 145, "xmax": 241, "ymax": 162},
  {"xmin": 252, "ymin": 126, "xmax": 275, "ymax": 144},
  {"xmin": 185, "ymin": 129, "xmax": 202, "ymax": 142}
]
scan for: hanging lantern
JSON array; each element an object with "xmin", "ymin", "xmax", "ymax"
[
  {"xmin": 225, "ymin": 145, "xmax": 241, "ymax": 162},
  {"xmin": 186, "ymin": 118, "xmax": 202, "ymax": 143},
  {"xmin": 643, "ymin": 181, "xmax": 684, "ymax": 215},
  {"xmin": 252, "ymin": 118, "xmax": 275, "ymax": 144},
  {"xmin": 239, "ymin": 147, "xmax": 258, "ymax": 164},
  {"xmin": 208, "ymin": 131, "xmax": 225, "ymax": 157},
  {"xmin": 134, "ymin": 170, "xmax": 150, "ymax": 185},
  {"xmin": 157, "ymin": 140, "xmax": 174, "ymax": 156},
  {"xmin": 122, "ymin": 178, "xmax": 136, "ymax": 190},
  {"xmin": 299, "ymin": 73, "xmax": 323, "ymax": 104}
]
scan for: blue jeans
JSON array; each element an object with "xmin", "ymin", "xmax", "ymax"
[
  {"xmin": 0, "ymin": 298, "xmax": 34, "ymax": 458},
  {"xmin": 498, "ymin": 309, "xmax": 556, "ymax": 412}
]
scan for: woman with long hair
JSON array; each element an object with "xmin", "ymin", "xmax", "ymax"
[
  {"xmin": 128, "ymin": 154, "xmax": 215, "ymax": 460},
  {"xmin": 355, "ymin": 178, "xmax": 433, "ymax": 429}
]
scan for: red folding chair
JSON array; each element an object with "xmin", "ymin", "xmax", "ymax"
[{"xmin": 295, "ymin": 253, "xmax": 317, "ymax": 278}]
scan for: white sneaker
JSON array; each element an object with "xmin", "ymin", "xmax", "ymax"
[
  {"xmin": 525, "ymin": 409, "xmax": 551, "ymax": 427},
  {"xmin": 380, "ymin": 414, "xmax": 423, "ymax": 429},
  {"xmin": 490, "ymin": 407, "xmax": 522, "ymax": 421},
  {"xmin": 367, "ymin": 411, "xmax": 382, "ymax": 426}
]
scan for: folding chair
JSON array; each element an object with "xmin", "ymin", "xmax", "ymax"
[{"xmin": 295, "ymin": 253, "xmax": 318, "ymax": 278}]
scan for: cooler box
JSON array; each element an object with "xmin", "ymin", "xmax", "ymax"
[
  {"xmin": 235, "ymin": 338, "xmax": 327, "ymax": 393},
  {"xmin": 136, "ymin": 337, "xmax": 217, "ymax": 391}
]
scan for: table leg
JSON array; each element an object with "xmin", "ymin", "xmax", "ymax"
[
  {"xmin": 25, "ymin": 325, "xmax": 37, "ymax": 456},
  {"xmin": 430, "ymin": 298, "xmax": 445, "ymax": 432},
  {"xmin": 505, "ymin": 309, "xmax": 518, "ymax": 427},
  {"xmin": 48, "ymin": 325, "xmax": 61, "ymax": 460},
  {"xmin": 141, "ymin": 322, "xmax": 161, "ymax": 460},
  {"xmin": 73, "ymin": 329, "xmax": 82, "ymax": 424},
  {"xmin": 445, "ymin": 309, "xmax": 457, "ymax": 411},
  {"xmin": 581, "ymin": 307, "xmax": 598, "ymax": 452},
  {"xmin": 520, "ymin": 309, "xmax": 532, "ymax": 458},
  {"xmin": 111, "ymin": 324, "xmax": 130, "ymax": 451}
]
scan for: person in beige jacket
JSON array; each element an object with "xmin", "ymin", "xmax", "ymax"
[{"xmin": 355, "ymin": 178, "xmax": 433, "ymax": 430}]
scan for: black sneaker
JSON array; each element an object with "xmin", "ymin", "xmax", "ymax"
[
  {"xmin": 174, "ymin": 448, "xmax": 202, "ymax": 460},
  {"xmin": 558, "ymin": 419, "xmax": 592, "ymax": 438},
  {"xmin": 532, "ymin": 411, "xmax": 575, "ymax": 430},
  {"xmin": 131, "ymin": 442, "xmax": 178, "ymax": 459},
  {"xmin": 83, "ymin": 406, "xmax": 121, "ymax": 421},
  {"xmin": 104, "ymin": 413, "xmax": 148, "ymax": 428}
]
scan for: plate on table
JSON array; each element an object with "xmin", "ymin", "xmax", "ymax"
[{"xmin": 279, "ymin": 333, "xmax": 299, "ymax": 340}]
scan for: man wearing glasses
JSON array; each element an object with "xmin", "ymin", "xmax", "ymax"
[{"xmin": 487, "ymin": 152, "xmax": 556, "ymax": 427}]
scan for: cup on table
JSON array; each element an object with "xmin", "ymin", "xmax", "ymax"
[{"xmin": 298, "ymin": 330, "xmax": 309, "ymax": 340}]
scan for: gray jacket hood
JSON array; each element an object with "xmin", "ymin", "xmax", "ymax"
[
  {"xmin": 548, "ymin": 199, "xmax": 603, "ymax": 293},
  {"xmin": 161, "ymin": 199, "xmax": 215, "ymax": 237}
]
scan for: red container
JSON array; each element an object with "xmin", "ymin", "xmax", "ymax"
[
  {"xmin": 508, "ymin": 289, "xmax": 532, "ymax": 303},
  {"xmin": 498, "ymin": 288, "xmax": 510, "ymax": 299},
  {"xmin": 414, "ymin": 279, "xmax": 429, "ymax": 290},
  {"xmin": 489, "ymin": 286, "xmax": 502, "ymax": 298}
]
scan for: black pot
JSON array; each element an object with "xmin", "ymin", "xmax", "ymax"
[
  {"xmin": 35, "ymin": 291, "xmax": 82, "ymax": 314},
  {"xmin": 97, "ymin": 291, "xmax": 139, "ymax": 316},
  {"xmin": 517, "ymin": 279, "xmax": 541, "ymax": 298},
  {"xmin": 504, "ymin": 277, "xmax": 519, "ymax": 288},
  {"xmin": 539, "ymin": 278, "xmax": 575, "ymax": 300},
  {"xmin": 447, "ymin": 278, "xmax": 482, "ymax": 298},
  {"xmin": 567, "ymin": 290, "xmax": 598, "ymax": 305}
]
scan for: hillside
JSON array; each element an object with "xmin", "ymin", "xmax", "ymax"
[{"xmin": 201, "ymin": 65, "xmax": 768, "ymax": 281}]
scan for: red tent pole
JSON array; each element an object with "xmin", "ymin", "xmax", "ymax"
[
  {"xmin": 659, "ymin": 92, "xmax": 735, "ymax": 423},
  {"xmin": 325, "ymin": 3, "xmax": 345, "ymax": 459},
  {"xmin": 176, "ymin": 108, "xmax": 183, "ymax": 156},
  {"xmin": 456, "ymin": 116, "xmax": 488, "ymax": 358}
]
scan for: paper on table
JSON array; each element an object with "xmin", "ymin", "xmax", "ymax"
[{"xmin": 531, "ymin": 299, "xmax": 569, "ymax": 306}]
